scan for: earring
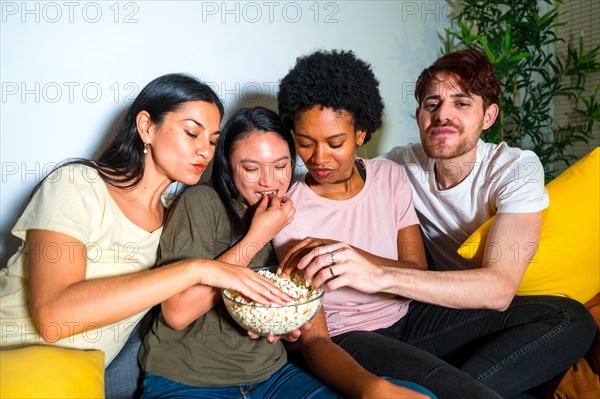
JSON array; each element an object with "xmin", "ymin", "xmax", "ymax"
[
  {"xmin": 356, "ymin": 141, "xmax": 367, "ymax": 159},
  {"xmin": 143, "ymin": 143, "xmax": 149, "ymax": 154}
]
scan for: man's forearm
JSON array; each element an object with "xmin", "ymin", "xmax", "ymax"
[{"xmin": 378, "ymin": 266, "xmax": 516, "ymax": 310}]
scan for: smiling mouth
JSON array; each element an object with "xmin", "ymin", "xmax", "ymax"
[{"xmin": 256, "ymin": 190, "xmax": 278, "ymax": 199}]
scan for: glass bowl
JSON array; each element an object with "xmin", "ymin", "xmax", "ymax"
[{"xmin": 222, "ymin": 266, "xmax": 323, "ymax": 336}]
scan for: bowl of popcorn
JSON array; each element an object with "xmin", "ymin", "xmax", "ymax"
[{"xmin": 222, "ymin": 267, "xmax": 323, "ymax": 336}]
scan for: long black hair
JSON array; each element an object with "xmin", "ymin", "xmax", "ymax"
[
  {"xmin": 209, "ymin": 106, "xmax": 295, "ymax": 244},
  {"xmin": 32, "ymin": 73, "xmax": 224, "ymax": 196}
]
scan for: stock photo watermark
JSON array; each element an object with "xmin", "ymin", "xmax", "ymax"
[
  {"xmin": 1, "ymin": 81, "xmax": 140, "ymax": 104},
  {"xmin": 398, "ymin": 1, "xmax": 454, "ymax": 23},
  {"xmin": 206, "ymin": 81, "xmax": 279, "ymax": 104},
  {"xmin": 1, "ymin": 161, "xmax": 101, "ymax": 184},
  {"xmin": 0, "ymin": 81, "xmax": 281, "ymax": 104},
  {"xmin": 1, "ymin": 1, "xmax": 140, "ymax": 23},
  {"xmin": 402, "ymin": 160, "xmax": 542, "ymax": 185},
  {"xmin": 1, "ymin": 320, "xmax": 138, "ymax": 344},
  {"xmin": 24, "ymin": 240, "xmax": 141, "ymax": 264},
  {"xmin": 200, "ymin": 1, "xmax": 340, "ymax": 24}
]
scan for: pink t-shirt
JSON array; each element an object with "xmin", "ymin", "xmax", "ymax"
[{"xmin": 272, "ymin": 158, "xmax": 419, "ymax": 336}]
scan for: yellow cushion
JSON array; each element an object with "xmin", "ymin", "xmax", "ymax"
[
  {"xmin": 458, "ymin": 147, "xmax": 600, "ymax": 304},
  {"xmin": 0, "ymin": 345, "xmax": 104, "ymax": 399}
]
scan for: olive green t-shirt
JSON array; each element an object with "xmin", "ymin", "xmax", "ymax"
[{"xmin": 138, "ymin": 184, "xmax": 287, "ymax": 387}]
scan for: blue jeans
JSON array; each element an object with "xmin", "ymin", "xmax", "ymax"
[
  {"xmin": 333, "ymin": 295, "xmax": 596, "ymax": 398},
  {"xmin": 140, "ymin": 362, "xmax": 436, "ymax": 399},
  {"xmin": 105, "ymin": 323, "xmax": 144, "ymax": 399}
]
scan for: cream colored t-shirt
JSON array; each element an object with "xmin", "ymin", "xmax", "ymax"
[{"xmin": 0, "ymin": 164, "xmax": 162, "ymax": 365}]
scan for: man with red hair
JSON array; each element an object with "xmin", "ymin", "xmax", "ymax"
[{"xmin": 380, "ymin": 48, "xmax": 596, "ymax": 397}]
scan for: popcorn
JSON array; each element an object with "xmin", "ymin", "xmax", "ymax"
[{"xmin": 223, "ymin": 269, "xmax": 323, "ymax": 336}]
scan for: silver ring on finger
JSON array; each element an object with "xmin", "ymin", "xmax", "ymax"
[{"xmin": 329, "ymin": 266, "xmax": 336, "ymax": 277}]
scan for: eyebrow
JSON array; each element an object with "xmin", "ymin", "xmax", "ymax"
[
  {"xmin": 181, "ymin": 118, "xmax": 205, "ymax": 128},
  {"xmin": 240, "ymin": 156, "xmax": 290, "ymax": 164},
  {"xmin": 424, "ymin": 92, "xmax": 474, "ymax": 102},
  {"xmin": 180, "ymin": 119, "xmax": 221, "ymax": 136}
]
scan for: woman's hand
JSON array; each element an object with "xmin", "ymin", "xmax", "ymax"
[
  {"xmin": 199, "ymin": 261, "xmax": 292, "ymax": 306},
  {"xmin": 247, "ymin": 322, "xmax": 313, "ymax": 344},
  {"xmin": 248, "ymin": 195, "xmax": 295, "ymax": 243}
]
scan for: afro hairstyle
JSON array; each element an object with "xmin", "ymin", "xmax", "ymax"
[{"xmin": 277, "ymin": 49, "xmax": 384, "ymax": 144}]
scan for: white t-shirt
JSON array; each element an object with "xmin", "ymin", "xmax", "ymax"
[
  {"xmin": 272, "ymin": 158, "xmax": 420, "ymax": 336},
  {"xmin": 0, "ymin": 164, "xmax": 162, "ymax": 365},
  {"xmin": 382, "ymin": 140, "xmax": 549, "ymax": 270}
]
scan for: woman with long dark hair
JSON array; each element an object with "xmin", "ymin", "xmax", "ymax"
[{"xmin": 0, "ymin": 74, "xmax": 289, "ymax": 368}]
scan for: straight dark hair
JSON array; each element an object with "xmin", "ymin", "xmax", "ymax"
[
  {"xmin": 32, "ymin": 73, "xmax": 224, "ymax": 197},
  {"xmin": 209, "ymin": 106, "xmax": 295, "ymax": 244}
]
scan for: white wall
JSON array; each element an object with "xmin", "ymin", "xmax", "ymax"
[{"xmin": 0, "ymin": 0, "xmax": 451, "ymax": 261}]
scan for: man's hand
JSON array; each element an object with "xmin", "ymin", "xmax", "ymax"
[
  {"xmin": 277, "ymin": 237, "xmax": 342, "ymax": 277},
  {"xmin": 279, "ymin": 239, "xmax": 388, "ymax": 294}
]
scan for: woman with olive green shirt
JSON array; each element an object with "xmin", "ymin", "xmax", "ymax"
[{"xmin": 138, "ymin": 106, "xmax": 434, "ymax": 399}]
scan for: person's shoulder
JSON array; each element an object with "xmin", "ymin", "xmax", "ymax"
[
  {"xmin": 478, "ymin": 141, "xmax": 543, "ymax": 175},
  {"xmin": 285, "ymin": 178, "xmax": 306, "ymax": 199},
  {"xmin": 14, "ymin": 163, "xmax": 105, "ymax": 241},
  {"xmin": 165, "ymin": 184, "xmax": 226, "ymax": 227},
  {"xmin": 180, "ymin": 183, "xmax": 219, "ymax": 202},
  {"xmin": 478, "ymin": 141, "xmax": 545, "ymax": 189},
  {"xmin": 479, "ymin": 141, "xmax": 539, "ymax": 161},
  {"xmin": 380, "ymin": 143, "xmax": 427, "ymax": 165},
  {"xmin": 366, "ymin": 158, "xmax": 412, "ymax": 196},
  {"xmin": 37, "ymin": 163, "xmax": 105, "ymax": 196},
  {"xmin": 47, "ymin": 163, "xmax": 99, "ymax": 181},
  {"xmin": 176, "ymin": 184, "xmax": 226, "ymax": 215},
  {"xmin": 367, "ymin": 157, "xmax": 404, "ymax": 174}
]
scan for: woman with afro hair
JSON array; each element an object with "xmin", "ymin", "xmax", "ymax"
[{"xmin": 272, "ymin": 49, "xmax": 501, "ymax": 399}]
